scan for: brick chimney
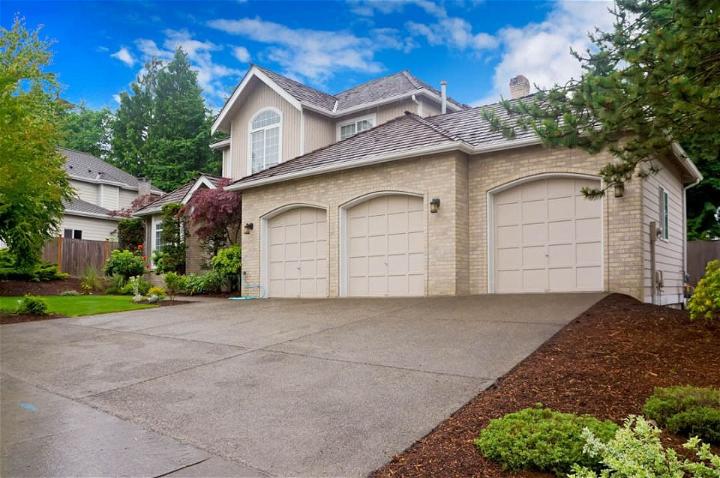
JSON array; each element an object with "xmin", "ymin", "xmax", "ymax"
[
  {"xmin": 137, "ymin": 177, "xmax": 152, "ymax": 197},
  {"xmin": 509, "ymin": 75, "xmax": 530, "ymax": 99}
]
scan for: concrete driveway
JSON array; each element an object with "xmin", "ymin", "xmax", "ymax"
[{"xmin": 1, "ymin": 293, "xmax": 603, "ymax": 477}]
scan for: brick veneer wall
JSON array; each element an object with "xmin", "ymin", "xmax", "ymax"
[{"xmin": 240, "ymin": 145, "xmax": 646, "ymax": 299}]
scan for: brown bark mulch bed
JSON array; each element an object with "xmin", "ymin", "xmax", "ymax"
[
  {"xmin": 371, "ymin": 293, "xmax": 720, "ymax": 478},
  {"xmin": 0, "ymin": 278, "xmax": 83, "ymax": 296}
]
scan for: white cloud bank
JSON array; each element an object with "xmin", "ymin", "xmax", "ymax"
[
  {"xmin": 233, "ymin": 46, "xmax": 251, "ymax": 63},
  {"xmin": 110, "ymin": 47, "xmax": 136, "ymax": 67},
  {"xmin": 474, "ymin": 0, "xmax": 615, "ymax": 105}
]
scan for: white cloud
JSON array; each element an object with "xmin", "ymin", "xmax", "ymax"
[
  {"xmin": 474, "ymin": 0, "xmax": 615, "ymax": 105},
  {"xmin": 232, "ymin": 46, "xmax": 251, "ymax": 63},
  {"xmin": 113, "ymin": 94, "xmax": 122, "ymax": 104},
  {"xmin": 110, "ymin": 47, "xmax": 136, "ymax": 67},
  {"xmin": 407, "ymin": 17, "xmax": 498, "ymax": 51},
  {"xmin": 134, "ymin": 29, "xmax": 243, "ymax": 101},
  {"xmin": 349, "ymin": 0, "xmax": 446, "ymax": 17},
  {"xmin": 208, "ymin": 17, "xmax": 391, "ymax": 83}
]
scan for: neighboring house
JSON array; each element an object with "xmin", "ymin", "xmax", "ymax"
[
  {"xmin": 209, "ymin": 67, "xmax": 701, "ymax": 304},
  {"xmin": 134, "ymin": 175, "xmax": 224, "ymax": 273},
  {"xmin": 60, "ymin": 148, "xmax": 162, "ymax": 241}
]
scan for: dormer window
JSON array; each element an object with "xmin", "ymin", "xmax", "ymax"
[
  {"xmin": 249, "ymin": 108, "xmax": 282, "ymax": 174},
  {"xmin": 337, "ymin": 114, "xmax": 376, "ymax": 141}
]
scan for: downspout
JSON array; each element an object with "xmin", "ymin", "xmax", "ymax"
[
  {"xmin": 650, "ymin": 221, "xmax": 658, "ymax": 304},
  {"xmin": 410, "ymin": 94, "xmax": 423, "ymax": 116},
  {"xmin": 682, "ymin": 175, "xmax": 702, "ymax": 304},
  {"xmin": 440, "ymin": 81, "xmax": 447, "ymax": 114}
]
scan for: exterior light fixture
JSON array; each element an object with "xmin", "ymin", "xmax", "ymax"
[
  {"xmin": 243, "ymin": 222, "xmax": 254, "ymax": 234},
  {"xmin": 430, "ymin": 198, "xmax": 441, "ymax": 213},
  {"xmin": 614, "ymin": 183, "xmax": 625, "ymax": 198}
]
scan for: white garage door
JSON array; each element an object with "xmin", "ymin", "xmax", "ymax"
[
  {"xmin": 347, "ymin": 195, "xmax": 425, "ymax": 296},
  {"xmin": 268, "ymin": 207, "xmax": 327, "ymax": 297},
  {"xmin": 493, "ymin": 177, "xmax": 602, "ymax": 293}
]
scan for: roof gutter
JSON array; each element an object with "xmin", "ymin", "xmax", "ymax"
[
  {"xmin": 300, "ymin": 89, "xmax": 463, "ymax": 118},
  {"xmin": 671, "ymin": 142, "xmax": 703, "ymax": 185},
  {"xmin": 64, "ymin": 210, "xmax": 120, "ymax": 220}
]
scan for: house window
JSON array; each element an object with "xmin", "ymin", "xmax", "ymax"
[
  {"xmin": 337, "ymin": 114, "xmax": 376, "ymax": 140},
  {"xmin": 249, "ymin": 108, "xmax": 281, "ymax": 174},
  {"xmin": 659, "ymin": 187, "xmax": 669, "ymax": 240},
  {"xmin": 63, "ymin": 229, "xmax": 82, "ymax": 240},
  {"xmin": 154, "ymin": 224, "xmax": 164, "ymax": 251}
]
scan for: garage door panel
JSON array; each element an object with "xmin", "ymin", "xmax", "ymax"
[
  {"xmin": 268, "ymin": 207, "xmax": 327, "ymax": 298},
  {"xmin": 347, "ymin": 195, "xmax": 425, "ymax": 296},
  {"xmin": 548, "ymin": 196, "xmax": 573, "ymax": 220},
  {"xmin": 494, "ymin": 177, "xmax": 602, "ymax": 293},
  {"xmin": 522, "ymin": 223, "xmax": 547, "ymax": 244}
]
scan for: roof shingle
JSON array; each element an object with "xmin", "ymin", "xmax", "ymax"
[{"xmin": 60, "ymin": 148, "xmax": 163, "ymax": 193}]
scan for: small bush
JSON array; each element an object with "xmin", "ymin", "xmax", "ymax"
[
  {"xmin": 80, "ymin": 267, "xmax": 104, "ymax": 294},
  {"xmin": 688, "ymin": 260, "xmax": 720, "ymax": 320},
  {"xmin": 475, "ymin": 406, "xmax": 618, "ymax": 475},
  {"xmin": 148, "ymin": 286, "xmax": 166, "ymax": 299},
  {"xmin": 568, "ymin": 416, "xmax": 720, "ymax": 478},
  {"xmin": 121, "ymin": 276, "xmax": 151, "ymax": 296},
  {"xmin": 16, "ymin": 295, "xmax": 48, "ymax": 315},
  {"xmin": 163, "ymin": 272, "xmax": 185, "ymax": 301},
  {"xmin": 184, "ymin": 271, "xmax": 222, "ymax": 295},
  {"xmin": 117, "ymin": 218, "xmax": 145, "ymax": 251},
  {"xmin": 105, "ymin": 274, "xmax": 126, "ymax": 294},
  {"xmin": 643, "ymin": 386, "xmax": 720, "ymax": 443},
  {"xmin": 0, "ymin": 249, "xmax": 68, "ymax": 281},
  {"xmin": 104, "ymin": 249, "xmax": 145, "ymax": 280},
  {"xmin": 60, "ymin": 290, "xmax": 80, "ymax": 296}
]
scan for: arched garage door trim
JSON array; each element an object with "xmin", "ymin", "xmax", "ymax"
[
  {"xmin": 339, "ymin": 191, "xmax": 426, "ymax": 297},
  {"xmin": 260, "ymin": 203, "xmax": 329, "ymax": 297},
  {"xmin": 487, "ymin": 173, "xmax": 604, "ymax": 293}
]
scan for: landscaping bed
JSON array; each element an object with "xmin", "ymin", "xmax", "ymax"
[
  {"xmin": 371, "ymin": 294, "xmax": 720, "ymax": 478},
  {"xmin": 0, "ymin": 278, "xmax": 82, "ymax": 296}
]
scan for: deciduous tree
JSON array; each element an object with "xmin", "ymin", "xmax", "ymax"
[{"xmin": 183, "ymin": 179, "xmax": 242, "ymax": 256}]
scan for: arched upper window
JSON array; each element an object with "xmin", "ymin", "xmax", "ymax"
[{"xmin": 249, "ymin": 108, "xmax": 281, "ymax": 174}]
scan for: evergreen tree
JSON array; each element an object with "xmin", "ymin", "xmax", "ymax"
[
  {"xmin": 58, "ymin": 102, "xmax": 112, "ymax": 159},
  {"xmin": 484, "ymin": 0, "xmax": 719, "ymax": 237},
  {"xmin": 111, "ymin": 50, "xmax": 219, "ymax": 190}
]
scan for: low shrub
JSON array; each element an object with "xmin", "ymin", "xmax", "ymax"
[
  {"xmin": 104, "ymin": 249, "xmax": 145, "ymax": 280},
  {"xmin": 105, "ymin": 274, "xmax": 126, "ymax": 294},
  {"xmin": 211, "ymin": 245, "xmax": 242, "ymax": 290},
  {"xmin": 163, "ymin": 272, "xmax": 186, "ymax": 301},
  {"xmin": 147, "ymin": 286, "xmax": 166, "ymax": 299},
  {"xmin": 688, "ymin": 259, "xmax": 720, "ymax": 320},
  {"xmin": 80, "ymin": 267, "xmax": 104, "ymax": 294},
  {"xmin": 474, "ymin": 406, "xmax": 618, "ymax": 476},
  {"xmin": 0, "ymin": 249, "xmax": 68, "ymax": 281},
  {"xmin": 568, "ymin": 416, "xmax": 720, "ymax": 478},
  {"xmin": 16, "ymin": 295, "xmax": 48, "ymax": 315},
  {"xmin": 121, "ymin": 276, "xmax": 151, "ymax": 296},
  {"xmin": 183, "ymin": 271, "xmax": 222, "ymax": 295},
  {"xmin": 643, "ymin": 386, "xmax": 720, "ymax": 443}
]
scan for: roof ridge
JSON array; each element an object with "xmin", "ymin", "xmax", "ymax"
[
  {"xmin": 401, "ymin": 70, "xmax": 421, "ymax": 89},
  {"xmin": 333, "ymin": 70, "xmax": 410, "ymax": 96},
  {"xmin": 405, "ymin": 112, "xmax": 464, "ymax": 143},
  {"xmin": 255, "ymin": 65, "xmax": 337, "ymax": 102}
]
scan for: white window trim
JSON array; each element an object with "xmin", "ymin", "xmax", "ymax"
[
  {"xmin": 247, "ymin": 107, "xmax": 283, "ymax": 176},
  {"xmin": 151, "ymin": 215, "xmax": 163, "ymax": 269},
  {"xmin": 659, "ymin": 186, "xmax": 670, "ymax": 241},
  {"xmin": 336, "ymin": 113, "xmax": 377, "ymax": 141}
]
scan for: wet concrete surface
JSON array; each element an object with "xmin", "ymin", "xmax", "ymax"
[{"xmin": 1, "ymin": 293, "xmax": 604, "ymax": 477}]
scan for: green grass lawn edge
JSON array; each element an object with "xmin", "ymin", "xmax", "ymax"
[{"xmin": 0, "ymin": 295, "xmax": 157, "ymax": 317}]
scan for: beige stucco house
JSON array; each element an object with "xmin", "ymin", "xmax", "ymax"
[
  {"xmin": 60, "ymin": 148, "xmax": 161, "ymax": 241},
  {"xmin": 213, "ymin": 66, "xmax": 700, "ymax": 305}
]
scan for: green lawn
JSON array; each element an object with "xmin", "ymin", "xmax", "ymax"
[{"xmin": 0, "ymin": 295, "xmax": 157, "ymax": 317}]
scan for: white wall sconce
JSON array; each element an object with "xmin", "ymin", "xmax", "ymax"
[
  {"xmin": 243, "ymin": 222, "xmax": 254, "ymax": 234},
  {"xmin": 614, "ymin": 183, "xmax": 625, "ymax": 198},
  {"xmin": 430, "ymin": 198, "xmax": 441, "ymax": 213}
]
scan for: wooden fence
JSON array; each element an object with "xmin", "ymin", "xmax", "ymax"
[
  {"xmin": 42, "ymin": 238, "xmax": 119, "ymax": 277},
  {"xmin": 687, "ymin": 240, "xmax": 720, "ymax": 285}
]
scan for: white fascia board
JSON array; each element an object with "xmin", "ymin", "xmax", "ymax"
[
  {"xmin": 182, "ymin": 176, "xmax": 218, "ymax": 205},
  {"xmin": 69, "ymin": 175, "xmax": 137, "ymax": 191},
  {"xmin": 300, "ymin": 90, "xmax": 462, "ymax": 118},
  {"xmin": 132, "ymin": 207, "xmax": 162, "ymax": 217},
  {"xmin": 212, "ymin": 66, "xmax": 302, "ymax": 134},
  {"xmin": 209, "ymin": 138, "xmax": 231, "ymax": 150},
  {"xmin": 64, "ymin": 210, "xmax": 120, "ymax": 221},
  {"xmin": 671, "ymin": 142, "xmax": 703, "ymax": 183},
  {"xmin": 226, "ymin": 141, "xmax": 471, "ymax": 191}
]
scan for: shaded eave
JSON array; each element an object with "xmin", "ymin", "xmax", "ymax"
[{"xmin": 133, "ymin": 175, "xmax": 221, "ymax": 217}]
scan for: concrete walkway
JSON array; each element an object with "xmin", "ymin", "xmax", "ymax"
[{"xmin": 0, "ymin": 293, "xmax": 604, "ymax": 477}]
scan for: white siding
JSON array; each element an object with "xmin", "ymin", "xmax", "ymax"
[
  {"xmin": 119, "ymin": 188, "xmax": 137, "ymax": 210},
  {"xmin": 642, "ymin": 157, "xmax": 686, "ymax": 304},
  {"xmin": 99, "ymin": 184, "xmax": 120, "ymax": 210},
  {"xmin": 70, "ymin": 179, "xmax": 99, "ymax": 204},
  {"xmin": 419, "ymin": 98, "xmax": 442, "ymax": 117},
  {"xmin": 60, "ymin": 215, "xmax": 119, "ymax": 241},
  {"xmin": 221, "ymin": 148, "xmax": 232, "ymax": 178}
]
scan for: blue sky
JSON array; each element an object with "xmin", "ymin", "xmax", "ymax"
[{"xmin": 1, "ymin": 0, "xmax": 614, "ymax": 111}]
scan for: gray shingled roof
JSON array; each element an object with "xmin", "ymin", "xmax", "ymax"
[
  {"xmin": 229, "ymin": 98, "xmax": 543, "ymax": 190},
  {"xmin": 230, "ymin": 113, "xmax": 458, "ymax": 186},
  {"xmin": 133, "ymin": 175, "xmax": 225, "ymax": 216},
  {"xmin": 61, "ymin": 148, "xmax": 163, "ymax": 193},
  {"xmin": 64, "ymin": 197, "xmax": 116, "ymax": 218},
  {"xmin": 254, "ymin": 66, "xmax": 466, "ymax": 114}
]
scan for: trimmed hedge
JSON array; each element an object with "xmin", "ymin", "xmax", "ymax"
[{"xmin": 644, "ymin": 386, "xmax": 720, "ymax": 443}]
